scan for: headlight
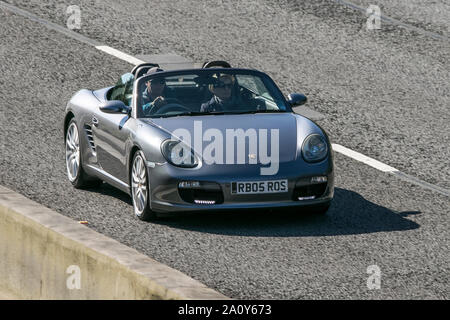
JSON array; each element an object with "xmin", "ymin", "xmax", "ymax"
[
  {"xmin": 161, "ymin": 139, "xmax": 198, "ymax": 168},
  {"xmin": 302, "ymin": 134, "xmax": 328, "ymax": 163}
]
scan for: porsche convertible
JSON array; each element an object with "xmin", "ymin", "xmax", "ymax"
[{"xmin": 63, "ymin": 61, "xmax": 334, "ymax": 220}]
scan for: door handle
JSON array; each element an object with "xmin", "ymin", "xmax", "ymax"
[{"xmin": 92, "ymin": 116, "xmax": 99, "ymax": 127}]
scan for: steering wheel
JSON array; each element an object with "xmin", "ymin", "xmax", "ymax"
[{"xmin": 153, "ymin": 100, "xmax": 191, "ymax": 115}]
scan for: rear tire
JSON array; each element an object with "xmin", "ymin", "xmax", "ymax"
[
  {"xmin": 131, "ymin": 150, "xmax": 157, "ymax": 221},
  {"xmin": 65, "ymin": 119, "xmax": 102, "ymax": 188}
]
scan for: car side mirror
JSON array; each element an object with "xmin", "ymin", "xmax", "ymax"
[
  {"xmin": 100, "ymin": 100, "xmax": 131, "ymax": 114},
  {"xmin": 287, "ymin": 93, "xmax": 307, "ymax": 106}
]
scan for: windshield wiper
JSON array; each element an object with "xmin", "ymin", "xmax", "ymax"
[
  {"xmin": 150, "ymin": 111, "xmax": 226, "ymax": 118},
  {"xmin": 149, "ymin": 109, "xmax": 286, "ymax": 118},
  {"xmin": 184, "ymin": 111, "xmax": 227, "ymax": 116},
  {"xmin": 230, "ymin": 109, "xmax": 287, "ymax": 114}
]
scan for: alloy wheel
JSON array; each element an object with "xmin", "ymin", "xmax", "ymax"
[{"xmin": 66, "ymin": 122, "xmax": 80, "ymax": 182}]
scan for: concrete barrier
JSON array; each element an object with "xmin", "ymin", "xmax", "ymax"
[{"xmin": 0, "ymin": 186, "xmax": 228, "ymax": 300}]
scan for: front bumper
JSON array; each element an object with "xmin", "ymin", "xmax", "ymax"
[
  {"xmin": 147, "ymin": 158, "xmax": 334, "ymax": 213},
  {"xmin": 151, "ymin": 195, "xmax": 333, "ymax": 213}
]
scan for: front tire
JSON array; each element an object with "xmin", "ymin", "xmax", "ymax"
[
  {"xmin": 65, "ymin": 119, "xmax": 102, "ymax": 188},
  {"xmin": 131, "ymin": 150, "xmax": 157, "ymax": 221}
]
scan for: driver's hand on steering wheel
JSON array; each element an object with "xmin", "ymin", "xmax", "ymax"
[
  {"xmin": 152, "ymin": 96, "xmax": 167, "ymax": 109},
  {"xmin": 143, "ymin": 97, "xmax": 168, "ymax": 116}
]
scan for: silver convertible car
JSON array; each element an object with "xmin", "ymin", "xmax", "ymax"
[{"xmin": 63, "ymin": 61, "xmax": 334, "ymax": 220}]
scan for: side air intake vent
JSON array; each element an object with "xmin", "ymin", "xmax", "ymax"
[{"xmin": 84, "ymin": 124, "xmax": 96, "ymax": 154}]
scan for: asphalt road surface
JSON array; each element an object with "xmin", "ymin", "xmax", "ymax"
[{"xmin": 0, "ymin": 0, "xmax": 449, "ymax": 299}]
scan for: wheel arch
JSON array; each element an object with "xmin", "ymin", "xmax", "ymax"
[
  {"xmin": 63, "ymin": 111, "xmax": 75, "ymax": 140},
  {"xmin": 128, "ymin": 145, "xmax": 141, "ymax": 186}
]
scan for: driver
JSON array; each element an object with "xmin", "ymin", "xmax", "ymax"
[{"xmin": 142, "ymin": 67, "xmax": 171, "ymax": 115}]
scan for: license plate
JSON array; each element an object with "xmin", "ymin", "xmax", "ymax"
[{"xmin": 231, "ymin": 179, "xmax": 288, "ymax": 194}]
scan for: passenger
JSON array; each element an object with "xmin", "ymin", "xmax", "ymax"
[
  {"xmin": 200, "ymin": 73, "xmax": 263, "ymax": 113},
  {"xmin": 200, "ymin": 74, "xmax": 239, "ymax": 113}
]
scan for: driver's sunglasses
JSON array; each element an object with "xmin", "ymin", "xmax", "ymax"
[{"xmin": 214, "ymin": 81, "xmax": 233, "ymax": 89}]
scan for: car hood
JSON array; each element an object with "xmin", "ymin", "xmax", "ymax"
[{"xmin": 141, "ymin": 112, "xmax": 323, "ymax": 164}]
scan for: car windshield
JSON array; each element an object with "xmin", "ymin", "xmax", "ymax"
[{"xmin": 136, "ymin": 70, "xmax": 290, "ymax": 118}]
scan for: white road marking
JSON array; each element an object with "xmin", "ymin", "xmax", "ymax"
[
  {"xmin": 0, "ymin": 1, "xmax": 101, "ymax": 47},
  {"xmin": 333, "ymin": 144, "xmax": 450, "ymax": 197},
  {"xmin": 332, "ymin": 144, "xmax": 398, "ymax": 173},
  {"xmin": 1, "ymin": 1, "xmax": 449, "ymax": 198},
  {"xmin": 95, "ymin": 45, "xmax": 145, "ymax": 65},
  {"xmin": 0, "ymin": 1, "xmax": 142, "ymax": 65}
]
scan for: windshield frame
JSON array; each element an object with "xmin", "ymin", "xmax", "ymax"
[{"xmin": 132, "ymin": 68, "xmax": 292, "ymax": 119}]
